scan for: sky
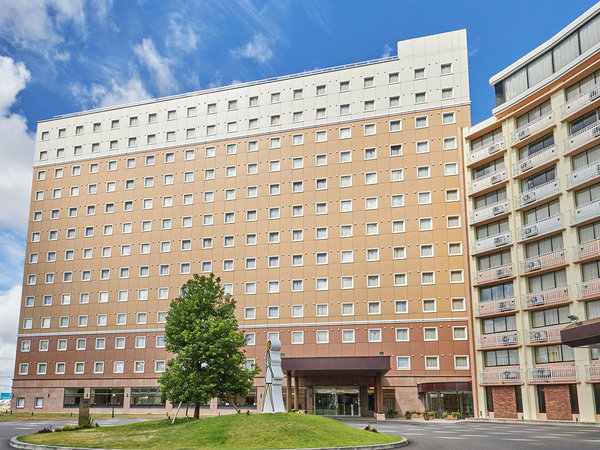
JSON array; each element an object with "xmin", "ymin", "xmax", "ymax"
[{"xmin": 0, "ymin": 0, "xmax": 596, "ymax": 393}]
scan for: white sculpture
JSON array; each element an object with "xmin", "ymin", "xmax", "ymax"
[{"xmin": 262, "ymin": 340, "xmax": 286, "ymax": 413}]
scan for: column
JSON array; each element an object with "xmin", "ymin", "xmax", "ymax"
[
  {"xmin": 294, "ymin": 376, "xmax": 300, "ymax": 411},
  {"xmin": 286, "ymin": 372, "xmax": 292, "ymax": 411},
  {"xmin": 375, "ymin": 373, "xmax": 383, "ymax": 414}
]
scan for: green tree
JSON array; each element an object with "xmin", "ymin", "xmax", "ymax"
[{"xmin": 159, "ymin": 273, "xmax": 259, "ymax": 419}]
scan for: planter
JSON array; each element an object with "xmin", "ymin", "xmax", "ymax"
[
  {"xmin": 445, "ymin": 415, "xmax": 458, "ymax": 420},
  {"xmin": 410, "ymin": 413, "xmax": 422, "ymax": 419}
]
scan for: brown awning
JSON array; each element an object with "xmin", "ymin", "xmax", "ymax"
[
  {"xmin": 561, "ymin": 317, "xmax": 600, "ymax": 347},
  {"xmin": 282, "ymin": 356, "xmax": 390, "ymax": 375}
]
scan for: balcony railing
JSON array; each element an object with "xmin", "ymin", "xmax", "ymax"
[
  {"xmin": 527, "ymin": 365, "xmax": 577, "ymax": 383},
  {"xmin": 475, "ymin": 297, "xmax": 517, "ymax": 317},
  {"xmin": 573, "ymin": 238, "xmax": 600, "ymax": 261},
  {"xmin": 519, "ymin": 249, "xmax": 567, "ymax": 275},
  {"xmin": 477, "ymin": 331, "xmax": 520, "ymax": 349},
  {"xmin": 576, "ymin": 277, "xmax": 600, "ymax": 300},
  {"xmin": 470, "ymin": 199, "xmax": 510, "ymax": 226},
  {"xmin": 563, "ymin": 119, "xmax": 600, "ymax": 156},
  {"xmin": 570, "ymin": 199, "xmax": 600, "ymax": 226},
  {"xmin": 525, "ymin": 324, "xmax": 569, "ymax": 345},
  {"xmin": 471, "ymin": 231, "xmax": 512, "ymax": 255},
  {"xmin": 511, "ymin": 111, "xmax": 555, "ymax": 146},
  {"xmin": 512, "ymin": 145, "xmax": 558, "ymax": 178},
  {"xmin": 470, "ymin": 169, "xmax": 508, "ymax": 196},
  {"xmin": 517, "ymin": 214, "xmax": 563, "ymax": 242},
  {"xmin": 566, "ymin": 161, "xmax": 600, "ymax": 190},
  {"xmin": 469, "ymin": 139, "xmax": 506, "ymax": 166},
  {"xmin": 475, "ymin": 264, "xmax": 514, "ymax": 285},
  {"xmin": 514, "ymin": 179, "xmax": 560, "ymax": 210},
  {"xmin": 479, "ymin": 368, "xmax": 523, "ymax": 385},
  {"xmin": 561, "ymin": 84, "xmax": 600, "ymax": 121},
  {"xmin": 522, "ymin": 286, "xmax": 570, "ymax": 309},
  {"xmin": 585, "ymin": 364, "xmax": 600, "ymax": 381}
]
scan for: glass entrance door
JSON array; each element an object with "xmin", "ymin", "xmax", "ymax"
[{"xmin": 314, "ymin": 387, "xmax": 360, "ymax": 416}]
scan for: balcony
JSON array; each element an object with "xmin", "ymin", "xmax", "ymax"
[
  {"xmin": 528, "ymin": 365, "xmax": 578, "ymax": 383},
  {"xmin": 519, "ymin": 249, "xmax": 567, "ymax": 275},
  {"xmin": 512, "ymin": 145, "xmax": 558, "ymax": 178},
  {"xmin": 574, "ymin": 238, "xmax": 600, "ymax": 262},
  {"xmin": 477, "ymin": 331, "xmax": 520, "ymax": 349},
  {"xmin": 514, "ymin": 179, "xmax": 560, "ymax": 210},
  {"xmin": 474, "ymin": 264, "xmax": 514, "ymax": 286},
  {"xmin": 560, "ymin": 84, "xmax": 600, "ymax": 122},
  {"xmin": 570, "ymin": 199, "xmax": 600, "ymax": 226},
  {"xmin": 585, "ymin": 364, "xmax": 600, "ymax": 381},
  {"xmin": 511, "ymin": 111, "xmax": 555, "ymax": 147},
  {"xmin": 576, "ymin": 277, "xmax": 600, "ymax": 301},
  {"xmin": 470, "ymin": 199, "xmax": 510, "ymax": 226},
  {"xmin": 475, "ymin": 297, "xmax": 517, "ymax": 318},
  {"xmin": 566, "ymin": 161, "xmax": 600, "ymax": 191},
  {"xmin": 516, "ymin": 214, "xmax": 563, "ymax": 243},
  {"xmin": 525, "ymin": 324, "xmax": 569, "ymax": 345},
  {"xmin": 471, "ymin": 231, "xmax": 512, "ymax": 256},
  {"xmin": 522, "ymin": 286, "xmax": 570, "ymax": 309},
  {"xmin": 563, "ymin": 120, "xmax": 600, "ymax": 156},
  {"xmin": 479, "ymin": 368, "xmax": 523, "ymax": 385},
  {"xmin": 469, "ymin": 169, "xmax": 508, "ymax": 196},
  {"xmin": 468, "ymin": 139, "xmax": 507, "ymax": 167}
]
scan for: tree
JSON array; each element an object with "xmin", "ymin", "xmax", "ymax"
[{"xmin": 159, "ymin": 273, "xmax": 259, "ymax": 419}]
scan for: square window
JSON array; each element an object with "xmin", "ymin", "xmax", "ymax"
[
  {"xmin": 422, "ymin": 299, "xmax": 437, "ymax": 312},
  {"xmin": 416, "ymin": 116, "xmax": 428, "ymax": 128},
  {"xmin": 291, "ymin": 331, "xmax": 304, "ymax": 344},
  {"xmin": 397, "ymin": 356, "xmax": 411, "ymax": 370},
  {"xmin": 396, "ymin": 328, "xmax": 409, "ymax": 342},
  {"xmin": 368, "ymin": 329, "xmax": 382, "ymax": 342},
  {"xmin": 443, "ymin": 137, "xmax": 457, "ymax": 150},
  {"xmin": 446, "ymin": 189, "xmax": 459, "ymax": 202},
  {"xmin": 419, "ymin": 218, "xmax": 433, "ymax": 231},
  {"xmin": 418, "ymin": 192, "xmax": 432, "ymax": 205},
  {"xmin": 424, "ymin": 327, "xmax": 438, "ymax": 341},
  {"xmin": 316, "ymin": 130, "xmax": 327, "ymax": 142},
  {"xmin": 425, "ymin": 356, "xmax": 440, "ymax": 370},
  {"xmin": 368, "ymin": 301, "xmax": 381, "ymax": 315},
  {"xmin": 395, "ymin": 300, "xmax": 408, "ymax": 314},
  {"xmin": 414, "ymin": 68, "xmax": 425, "ymax": 79},
  {"xmin": 442, "ymin": 87, "xmax": 454, "ymax": 99},
  {"xmin": 389, "ymin": 96, "xmax": 400, "ymax": 107},
  {"xmin": 389, "ymin": 120, "xmax": 402, "ymax": 132}
]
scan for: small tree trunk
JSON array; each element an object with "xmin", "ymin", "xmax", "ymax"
[
  {"xmin": 185, "ymin": 401, "xmax": 189, "ymax": 418},
  {"xmin": 172, "ymin": 401, "xmax": 183, "ymax": 424},
  {"xmin": 194, "ymin": 402, "xmax": 200, "ymax": 419},
  {"xmin": 232, "ymin": 401, "xmax": 239, "ymax": 413}
]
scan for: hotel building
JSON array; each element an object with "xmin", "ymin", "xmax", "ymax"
[
  {"xmin": 12, "ymin": 31, "xmax": 474, "ymax": 417},
  {"xmin": 465, "ymin": 4, "xmax": 600, "ymax": 422}
]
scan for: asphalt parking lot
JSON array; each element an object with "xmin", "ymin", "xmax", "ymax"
[{"xmin": 339, "ymin": 418, "xmax": 600, "ymax": 449}]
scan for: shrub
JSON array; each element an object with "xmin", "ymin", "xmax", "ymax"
[
  {"xmin": 404, "ymin": 411, "xmax": 411, "ymax": 419},
  {"xmin": 387, "ymin": 409, "xmax": 398, "ymax": 418},
  {"xmin": 37, "ymin": 427, "xmax": 52, "ymax": 434},
  {"xmin": 427, "ymin": 411, "xmax": 436, "ymax": 418},
  {"xmin": 452, "ymin": 412, "xmax": 462, "ymax": 418}
]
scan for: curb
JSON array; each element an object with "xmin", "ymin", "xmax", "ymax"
[
  {"xmin": 465, "ymin": 417, "xmax": 600, "ymax": 428},
  {"xmin": 10, "ymin": 436, "xmax": 409, "ymax": 450}
]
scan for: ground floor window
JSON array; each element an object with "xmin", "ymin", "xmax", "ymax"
[
  {"xmin": 16, "ymin": 397, "xmax": 25, "ymax": 408},
  {"xmin": 90, "ymin": 388, "xmax": 124, "ymax": 407},
  {"xmin": 422, "ymin": 390, "xmax": 473, "ymax": 418},
  {"xmin": 217, "ymin": 387, "xmax": 257, "ymax": 408},
  {"xmin": 537, "ymin": 385, "xmax": 546, "ymax": 414},
  {"xmin": 594, "ymin": 384, "xmax": 600, "ymax": 414},
  {"xmin": 515, "ymin": 386, "xmax": 523, "ymax": 413},
  {"xmin": 569, "ymin": 384, "xmax": 579, "ymax": 414},
  {"xmin": 314, "ymin": 387, "xmax": 360, "ymax": 416},
  {"xmin": 63, "ymin": 387, "xmax": 84, "ymax": 407},
  {"xmin": 485, "ymin": 386, "xmax": 494, "ymax": 412},
  {"xmin": 34, "ymin": 397, "xmax": 43, "ymax": 408},
  {"xmin": 130, "ymin": 387, "xmax": 165, "ymax": 408}
]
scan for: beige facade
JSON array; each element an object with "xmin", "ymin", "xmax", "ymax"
[
  {"xmin": 465, "ymin": 4, "xmax": 600, "ymax": 422},
  {"xmin": 12, "ymin": 30, "xmax": 473, "ymax": 416}
]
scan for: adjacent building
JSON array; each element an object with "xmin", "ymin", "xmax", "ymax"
[
  {"xmin": 465, "ymin": 4, "xmax": 600, "ymax": 422},
  {"xmin": 12, "ymin": 30, "xmax": 474, "ymax": 417}
]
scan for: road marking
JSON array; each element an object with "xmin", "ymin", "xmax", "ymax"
[
  {"xmin": 443, "ymin": 436, "xmax": 465, "ymax": 440},
  {"xmin": 504, "ymin": 438, "xmax": 534, "ymax": 442}
]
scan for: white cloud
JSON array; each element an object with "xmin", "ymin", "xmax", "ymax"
[
  {"xmin": 382, "ymin": 44, "xmax": 393, "ymax": 58},
  {"xmin": 232, "ymin": 32, "xmax": 273, "ymax": 64},
  {"xmin": 72, "ymin": 76, "xmax": 152, "ymax": 109},
  {"xmin": 166, "ymin": 13, "xmax": 198, "ymax": 52},
  {"xmin": 0, "ymin": 56, "xmax": 35, "ymax": 233},
  {"xmin": 134, "ymin": 38, "xmax": 177, "ymax": 95},
  {"xmin": 0, "ymin": 285, "xmax": 21, "ymax": 393}
]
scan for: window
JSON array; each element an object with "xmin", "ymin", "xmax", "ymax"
[
  {"xmin": 422, "ymin": 271, "xmax": 435, "ymax": 285},
  {"xmin": 443, "ymin": 137, "xmax": 457, "ymax": 150},
  {"xmin": 420, "ymin": 244, "xmax": 434, "ymax": 258},
  {"xmin": 418, "ymin": 192, "xmax": 431, "ymax": 205},
  {"xmin": 364, "ymin": 123, "xmax": 375, "ymax": 135},
  {"xmin": 442, "ymin": 112, "xmax": 456, "ymax": 124},
  {"xmin": 270, "ymin": 137, "xmax": 281, "ymax": 149},
  {"xmin": 449, "ymin": 242, "xmax": 463, "ymax": 255},
  {"xmin": 414, "ymin": 67, "xmax": 425, "ymax": 79},
  {"xmin": 368, "ymin": 329, "xmax": 382, "ymax": 342},
  {"xmin": 366, "ymin": 222, "xmax": 378, "ymax": 235},
  {"xmin": 416, "ymin": 116, "xmax": 428, "ymax": 128},
  {"xmin": 245, "ymin": 307, "xmax": 256, "ymax": 320},
  {"xmin": 293, "ymin": 111, "xmax": 303, "ymax": 122},
  {"xmin": 245, "ymin": 282, "xmax": 256, "ymax": 295},
  {"xmin": 425, "ymin": 356, "xmax": 440, "ymax": 370},
  {"xmin": 423, "ymin": 299, "xmax": 436, "ymax": 312},
  {"xmin": 291, "ymin": 331, "xmax": 304, "ymax": 344},
  {"xmin": 367, "ymin": 274, "xmax": 380, "ymax": 288},
  {"xmin": 271, "ymin": 92, "xmax": 280, "ymax": 103},
  {"xmin": 391, "ymin": 194, "xmax": 404, "ymax": 207},
  {"xmin": 268, "ymin": 306, "xmax": 279, "ymax": 319},
  {"xmin": 446, "ymin": 189, "xmax": 459, "ymax": 202},
  {"xmin": 419, "ymin": 218, "xmax": 433, "ymax": 230},
  {"xmin": 364, "ymin": 100, "xmax": 375, "ymax": 111},
  {"xmin": 365, "ymin": 197, "xmax": 378, "ymax": 209},
  {"xmin": 390, "ymin": 120, "xmax": 402, "ymax": 132},
  {"xmin": 316, "ymin": 130, "xmax": 327, "ymax": 142},
  {"xmin": 442, "ymin": 87, "xmax": 454, "ymax": 99},
  {"xmin": 424, "ymin": 327, "xmax": 438, "ymax": 341}
]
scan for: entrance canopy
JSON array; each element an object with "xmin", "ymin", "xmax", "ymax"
[
  {"xmin": 282, "ymin": 356, "xmax": 390, "ymax": 375},
  {"xmin": 561, "ymin": 317, "xmax": 600, "ymax": 347}
]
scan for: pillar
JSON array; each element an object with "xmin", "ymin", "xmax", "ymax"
[
  {"xmin": 294, "ymin": 376, "xmax": 300, "ymax": 411},
  {"xmin": 375, "ymin": 373, "xmax": 384, "ymax": 414},
  {"xmin": 286, "ymin": 372, "xmax": 292, "ymax": 412}
]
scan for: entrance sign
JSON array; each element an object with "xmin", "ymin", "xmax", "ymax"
[{"xmin": 262, "ymin": 340, "xmax": 285, "ymax": 413}]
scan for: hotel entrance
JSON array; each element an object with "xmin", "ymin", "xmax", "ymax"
[{"xmin": 314, "ymin": 387, "xmax": 360, "ymax": 416}]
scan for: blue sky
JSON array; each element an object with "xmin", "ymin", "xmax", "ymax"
[{"xmin": 0, "ymin": 0, "xmax": 596, "ymax": 392}]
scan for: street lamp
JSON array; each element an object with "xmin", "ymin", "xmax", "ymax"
[{"xmin": 111, "ymin": 392, "xmax": 116, "ymax": 418}]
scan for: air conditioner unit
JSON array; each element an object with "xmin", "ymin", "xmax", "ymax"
[
  {"xmin": 517, "ymin": 127, "xmax": 531, "ymax": 140},
  {"xmin": 593, "ymin": 126, "xmax": 600, "ymax": 138},
  {"xmin": 490, "ymin": 173, "xmax": 503, "ymax": 184},
  {"xmin": 523, "ymin": 225, "xmax": 539, "ymax": 238},
  {"xmin": 520, "ymin": 160, "xmax": 533, "ymax": 172},
  {"xmin": 529, "ymin": 295, "xmax": 545, "ymax": 306},
  {"xmin": 533, "ymin": 330, "xmax": 549, "ymax": 342},
  {"xmin": 536, "ymin": 367, "xmax": 551, "ymax": 379},
  {"xmin": 492, "ymin": 204, "xmax": 506, "ymax": 215},
  {"xmin": 503, "ymin": 370, "xmax": 518, "ymax": 381},
  {"xmin": 526, "ymin": 260, "xmax": 542, "ymax": 272},
  {"xmin": 494, "ymin": 236, "xmax": 509, "ymax": 247},
  {"xmin": 498, "ymin": 301, "xmax": 512, "ymax": 311},
  {"xmin": 488, "ymin": 143, "xmax": 501, "ymax": 155},
  {"xmin": 521, "ymin": 192, "xmax": 536, "ymax": 205},
  {"xmin": 590, "ymin": 88, "xmax": 600, "ymax": 101},
  {"xmin": 502, "ymin": 334, "xmax": 517, "ymax": 345},
  {"xmin": 496, "ymin": 268, "xmax": 510, "ymax": 278}
]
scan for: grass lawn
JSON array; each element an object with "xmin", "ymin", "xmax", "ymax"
[
  {"xmin": 0, "ymin": 412, "xmax": 166, "ymax": 421},
  {"xmin": 19, "ymin": 413, "xmax": 402, "ymax": 449}
]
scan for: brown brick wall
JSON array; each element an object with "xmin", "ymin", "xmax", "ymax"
[
  {"xmin": 492, "ymin": 386, "xmax": 517, "ymax": 419},
  {"xmin": 545, "ymin": 384, "xmax": 572, "ymax": 421}
]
